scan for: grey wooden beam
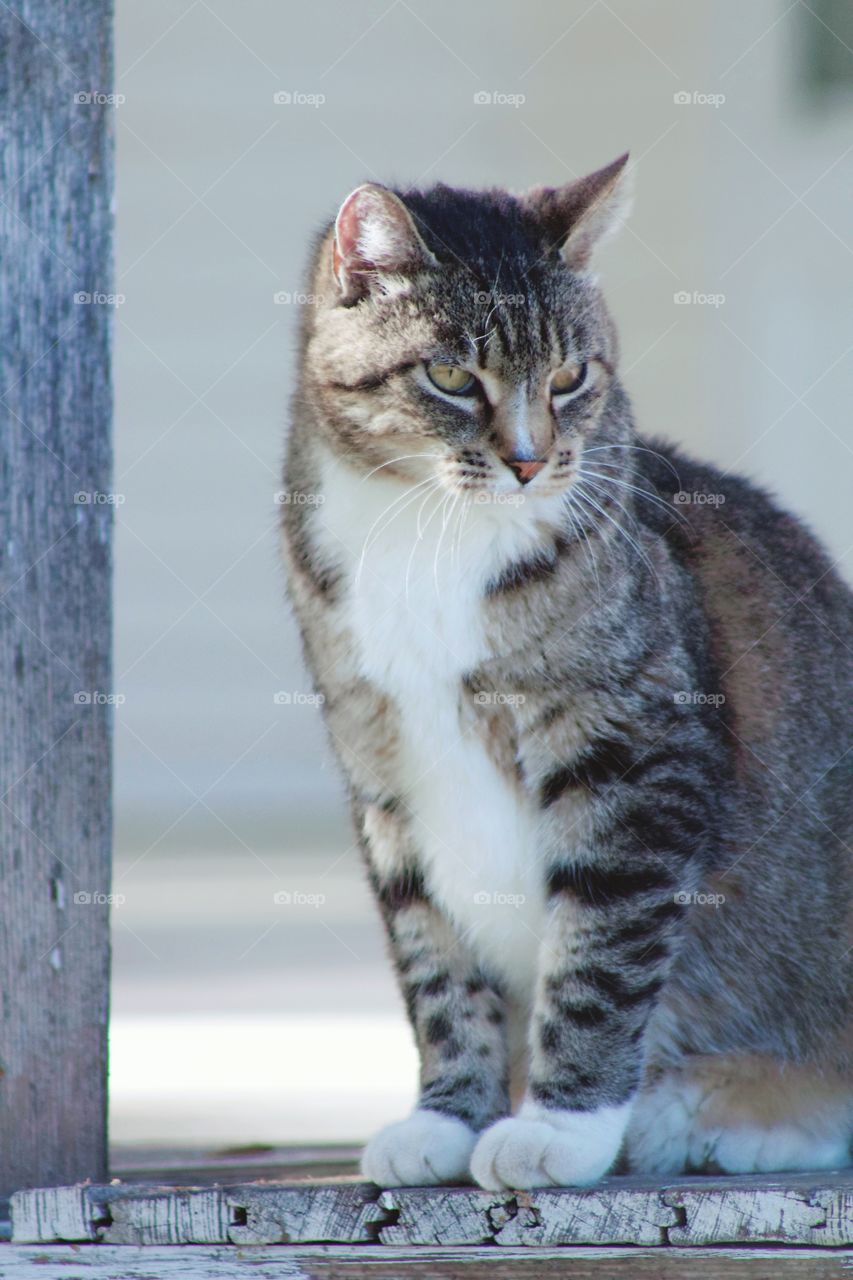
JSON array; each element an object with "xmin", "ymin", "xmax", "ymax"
[
  {"xmin": 0, "ymin": 1, "xmax": 114, "ymax": 1197},
  {"xmin": 11, "ymin": 1173, "xmax": 853, "ymax": 1247},
  {"xmin": 2, "ymin": 1243, "xmax": 853, "ymax": 1278}
]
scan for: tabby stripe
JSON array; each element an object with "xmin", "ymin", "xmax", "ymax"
[
  {"xmin": 486, "ymin": 547, "xmax": 560, "ymax": 596},
  {"xmin": 555, "ymin": 1000, "xmax": 609, "ymax": 1028},
  {"xmin": 283, "ymin": 506, "xmax": 341, "ymax": 601},
  {"xmin": 623, "ymin": 938, "xmax": 669, "ymax": 967},
  {"xmin": 375, "ymin": 865, "xmax": 428, "ymax": 910},
  {"xmin": 531, "ymin": 1078, "xmax": 636, "ymax": 1108},
  {"xmin": 618, "ymin": 805, "xmax": 707, "ymax": 852},
  {"xmin": 547, "ymin": 861, "xmax": 674, "ymax": 905},
  {"xmin": 605, "ymin": 899, "xmax": 682, "ymax": 945},
  {"xmin": 328, "ymin": 360, "xmax": 415, "ymax": 391},
  {"xmin": 572, "ymin": 969, "xmax": 665, "ymax": 1010},
  {"xmin": 540, "ymin": 738, "xmax": 638, "ymax": 805}
]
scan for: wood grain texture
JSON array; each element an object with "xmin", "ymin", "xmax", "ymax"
[
  {"xmin": 12, "ymin": 1173, "xmax": 853, "ymax": 1248},
  {"xmin": 1, "ymin": 1244, "xmax": 853, "ymax": 1279},
  {"xmin": 0, "ymin": 0, "xmax": 114, "ymax": 1197}
]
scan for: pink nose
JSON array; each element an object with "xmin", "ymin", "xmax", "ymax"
[{"xmin": 505, "ymin": 458, "xmax": 546, "ymax": 484}]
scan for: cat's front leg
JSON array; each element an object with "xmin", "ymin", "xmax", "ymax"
[
  {"xmin": 357, "ymin": 802, "xmax": 511, "ymax": 1186},
  {"xmin": 471, "ymin": 789, "xmax": 702, "ymax": 1189}
]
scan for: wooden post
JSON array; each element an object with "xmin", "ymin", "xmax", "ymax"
[{"xmin": 0, "ymin": 2, "xmax": 114, "ymax": 1196}]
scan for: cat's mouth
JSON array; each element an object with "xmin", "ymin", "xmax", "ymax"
[{"xmin": 439, "ymin": 446, "xmax": 580, "ymax": 503}]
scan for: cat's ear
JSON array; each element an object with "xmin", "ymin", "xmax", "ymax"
[
  {"xmin": 522, "ymin": 153, "xmax": 631, "ymax": 271},
  {"xmin": 332, "ymin": 184, "xmax": 437, "ymax": 302}
]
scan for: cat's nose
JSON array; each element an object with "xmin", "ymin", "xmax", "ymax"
[{"xmin": 504, "ymin": 458, "xmax": 546, "ymax": 485}]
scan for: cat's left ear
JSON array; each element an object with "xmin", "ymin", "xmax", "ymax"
[
  {"xmin": 332, "ymin": 184, "xmax": 438, "ymax": 303},
  {"xmin": 522, "ymin": 153, "xmax": 632, "ymax": 271}
]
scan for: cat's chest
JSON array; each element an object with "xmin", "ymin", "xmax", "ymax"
[{"xmin": 313, "ymin": 459, "xmax": 550, "ymax": 992}]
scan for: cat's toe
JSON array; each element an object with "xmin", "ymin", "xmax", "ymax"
[
  {"xmin": 361, "ymin": 1108, "xmax": 476, "ymax": 1186},
  {"xmin": 470, "ymin": 1102, "xmax": 629, "ymax": 1190}
]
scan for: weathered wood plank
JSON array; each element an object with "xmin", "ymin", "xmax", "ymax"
[
  {"xmin": 1, "ymin": 1244, "xmax": 853, "ymax": 1279},
  {"xmin": 227, "ymin": 1185, "xmax": 384, "ymax": 1245},
  {"xmin": 12, "ymin": 1174, "xmax": 853, "ymax": 1248},
  {"xmin": 664, "ymin": 1173, "xmax": 853, "ymax": 1247},
  {"xmin": 11, "ymin": 1183, "xmax": 387, "ymax": 1246},
  {"xmin": 98, "ymin": 1188, "xmax": 231, "ymax": 1246},
  {"xmin": 8, "ymin": 1184, "xmax": 94, "ymax": 1245},
  {"xmin": 378, "ymin": 1184, "xmax": 675, "ymax": 1246},
  {"xmin": 377, "ymin": 1188, "xmax": 499, "ymax": 1246},
  {"xmin": 0, "ymin": 0, "xmax": 114, "ymax": 1198}
]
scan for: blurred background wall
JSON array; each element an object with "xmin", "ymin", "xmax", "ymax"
[{"xmin": 111, "ymin": 0, "xmax": 853, "ymax": 1148}]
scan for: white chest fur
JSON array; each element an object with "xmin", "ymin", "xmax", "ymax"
[{"xmin": 313, "ymin": 452, "xmax": 562, "ymax": 996}]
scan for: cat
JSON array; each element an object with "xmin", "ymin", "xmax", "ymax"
[{"xmin": 281, "ymin": 154, "xmax": 853, "ymax": 1189}]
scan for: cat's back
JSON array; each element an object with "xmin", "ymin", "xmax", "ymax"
[{"xmin": 636, "ymin": 435, "xmax": 853, "ymax": 788}]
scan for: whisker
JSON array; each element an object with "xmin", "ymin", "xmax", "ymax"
[
  {"xmin": 583, "ymin": 443, "xmax": 684, "ymax": 486},
  {"xmin": 355, "ymin": 476, "xmax": 441, "ymax": 586},
  {"xmin": 405, "ymin": 486, "xmax": 447, "ymax": 602},
  {"xmin": 580, "ymin": 466, "xmax": 688, "ymax": 525},
  {"xmin": 572, "ymin": 483, "xmax": 659, "ymax": 585},
  {"xmin": 452, "ymin": 493, "xmax": 471, "ymax": 569},
  {"xmin": 433, "ymin": 492, "xmax": 459, "ymax": 592},
  {"xmin": 561, "ymin": 492, "xmax": 603, "ymax": 605},
  {"xmin": 361, "ymin": 453, "xmax": 445, "ymax": 482}
]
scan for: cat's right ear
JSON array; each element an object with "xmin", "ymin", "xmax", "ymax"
[
  {"xmin": 521, "ymin": 153, "xmax": 632, "ymax": 272},
  {"xmin": 332, "ymin": 184, "xmax": 437, "ymax": 303}
]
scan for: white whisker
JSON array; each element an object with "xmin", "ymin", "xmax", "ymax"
[
  {"xmin": 572, "ymin": 483, "xmax": 659, "ymax": 585},
  {"xmin": 405, "ymin": 486, "xmax": 447, "ymax": 603},
  {"xmin": 433, "ymin": 492, "xmax": 459, "ymax": 592},
  {"xmin": 580, "ymin": 466, "xmax": 688, "ymax": 526},
  {"xmin": 355, "ymin": 476, "xmax": 441, "ymax": 586},
  {"xmin": 583, "ymin": 443, "xmax": 684, "ymax": 486},
  {"xmin": 361, "ymin": 453, "xmax": 445, "ymax": 482}
]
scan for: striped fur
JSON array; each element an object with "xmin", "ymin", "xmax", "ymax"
[{"xmin": 282, "ymin": 164, "xmax": 853, "ymax": 1187}]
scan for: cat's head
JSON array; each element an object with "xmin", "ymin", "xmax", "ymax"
[{"xmin": 301, "ymin": 155, "xmax": 632, "ymax": 502}]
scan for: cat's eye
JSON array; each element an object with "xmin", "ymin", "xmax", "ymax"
[
  {"xmin": 426, "ymin": 362, "xmax": 477, "ymax": 396},
  {"xmin": 550, "ymin": 362, "xmax": 588, "ymax": 397}
]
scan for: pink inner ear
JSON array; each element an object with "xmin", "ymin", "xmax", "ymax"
[{"xmin": 335, "ymin": 190, "xmax": 366, "ymax": 267}]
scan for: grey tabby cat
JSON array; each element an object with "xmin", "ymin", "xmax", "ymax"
[{"xmin": 281, "ymin": 154, "xmax": 853, "ymax": 1189}]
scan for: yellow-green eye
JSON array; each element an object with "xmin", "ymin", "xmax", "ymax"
[
  {"xmin": 550, "ymin": 361, "xmax": 588, "ymax": 396},
  {"xmin": 426, "ymin": 362, "xmax": 477, "ymax": 396}
]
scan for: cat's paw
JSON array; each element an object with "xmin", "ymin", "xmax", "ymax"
[
  {"xmin": 470, "ymin": 1100, "xmax": 631, "ymax": 1190},
  {"xmin": 694, "ymin": 1123, "xmax": 852, "ymax": 1175},
  {"xmin": 361, "ymin": 1109, "xmax": 477, "ymax": 1186}
]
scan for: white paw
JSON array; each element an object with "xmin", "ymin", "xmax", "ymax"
[
  {"xmin": 470, "ymin": 1099, "xmax": 631, "ymax": 1190},
  {"xmin": 695, "ymin": 1124, "xmax": 852, "ymax": 1175},
  {"xmin": 361, "ymin": 1109, "xmax": 477, "ymax": 1186}
]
